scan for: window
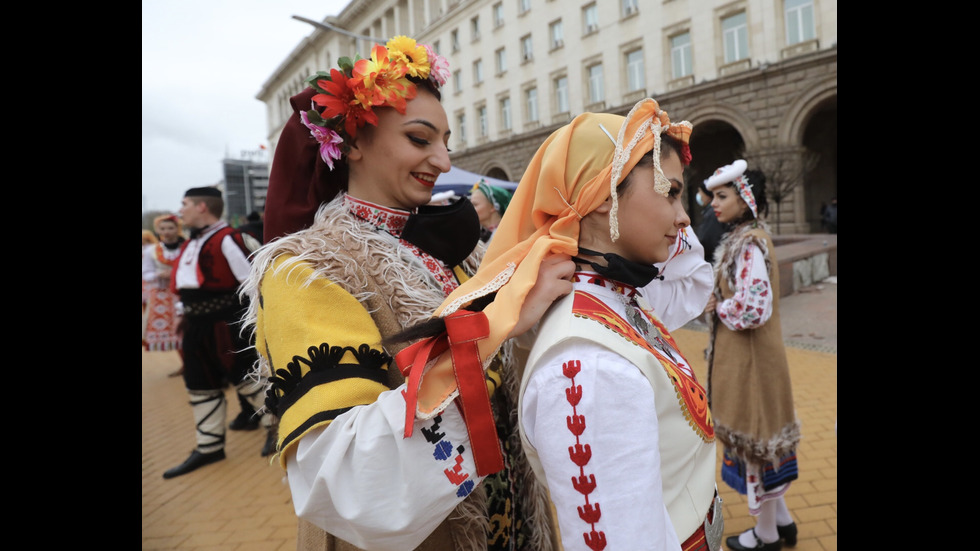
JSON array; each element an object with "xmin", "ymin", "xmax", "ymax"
[
  {"xmin": 495, "ymin": 48, "xmax": 507, "ymax": 75},
  {"xmin": 453, "ymin": 69, "xmax": 463, "ymax": 93},
  {"xmin": 493, "ymin": 2, "xmax": 504, "ymax": 27},
  {"xmin": 588, "ymin": 63, "xmax": 604, "ymax": 103},
  {"xmin": 621, "ymin": 0, "xmax": 638, "ymax": 17},
  {"xmin": 785, "ymin": 0, "xmax": 815, "ymax": 45},
  {"xmin": 626, "ymin": 49, "xmax": 644, "ymax": 91},
  {"xmin": 525, "ymin": 87, "xmax": 539, "ymax": 122},
  {"xmin": 521, "ymin": 34, "xmax": 533, "ymax": 62},
  {"xmin": 550, "ymin": 19, "xmax": 564, "ymax": 49},
  {"xmin": 473, "ymin": 59, "xmax": 484, "ymax": 84},
  {"xmin": 582, "ymin": 3, "xmax": 598, "ymax": 34},
  {"xmin": 451, "ymin": 29, "xmax": 460, "ymax": 52},
  {"xmin": 432, "ymin": 40, "xmax": 441, "ymax": 55},
  {"xmin": 471, "ymin": 16, "xmax": 481, "ymax": 41},
  {"xmin": 518, "ymin": 0, "xmax": 531, "ymax": 15},
  {"xmin": 458, "ymin": 113, "xmax": 467, "ymax": 143},
  {"xmin": 670, "ymin": 33, "xmax": 692, "ymax": 79},
  {"xmin": 500, "ymin": 96, "xmax": 512, "ymax": 130},
  {"xmin": 554, "ymin": 75, "xmax": 569, "ymax": 113},
  {"xmin": 478, "ymin": 105, "xmax": 488, "ymax": 137},
  {"xmin": 722, "ymin": 12, "xmax": 749, "ymax": 63}
]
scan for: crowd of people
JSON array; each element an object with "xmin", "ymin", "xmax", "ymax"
[{"xmin": 142, "ymin": 34, "xmax": 817, "ymax": 551}]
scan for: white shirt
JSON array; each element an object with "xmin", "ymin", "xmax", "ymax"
[
  {"xmin": 648, "ymin": 227, "xmax": 713, "ymax": 331},
  {"xmin": 286, "ymin": 387, "xmax": 485, "ymax": 550}
]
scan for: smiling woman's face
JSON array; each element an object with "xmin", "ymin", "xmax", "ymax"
[
  {"xmin": 710, "ymin": 184, "xmax": 748, "ymax": 224},
  {"xmin": 346, "ymin": 89, "xmax": 452, "ymax": 210}
]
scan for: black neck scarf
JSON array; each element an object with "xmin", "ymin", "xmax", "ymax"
[
  {"xmin": 401, "ymin": 196, "xmax": 482, "ymax": 267},
  {"xmin": 189, "ymin": 225, "xmax": 210, "ymax": 239},
  {"xmin": 572, "ymin": 246, "xmax": 663, "ymax": 288}
]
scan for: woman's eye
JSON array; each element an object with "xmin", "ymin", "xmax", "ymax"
[{"xmin": 408, "ymin": 136, "xmax": 429, "ymax": 146}]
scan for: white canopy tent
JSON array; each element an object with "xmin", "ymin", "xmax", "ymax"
[{"xmin": 434, "ymin": 166, "xmax": 519, "ymax": 191}]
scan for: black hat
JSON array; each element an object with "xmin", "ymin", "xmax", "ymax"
[{"xmin": 184, "ymin": 187, "xmax": 222, "ymax": 198}]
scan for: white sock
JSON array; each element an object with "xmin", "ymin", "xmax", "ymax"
[
  {"xmin": 753, "ymin": 499, "xmax": 779, "ymax": 543},
  {"xmin": 776, "ymin": 496, "xmax": 794, "ymax": 526}
]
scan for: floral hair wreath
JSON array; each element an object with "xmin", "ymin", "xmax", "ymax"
[{"xmin": 299, "ymin": 36, "xmax": 451, "ymax": 170}]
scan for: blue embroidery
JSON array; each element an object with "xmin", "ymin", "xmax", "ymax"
[
  {"xmin": 421, "ymin": 415, "xmax": 474, "ymax": 496},
  {"xmin": 433, "ymin": 440, "xmax": 453, "ymax": 460}
]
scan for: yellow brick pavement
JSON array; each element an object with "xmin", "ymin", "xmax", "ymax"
[{"xmin": 142, "ymin": 293, "xmax": 836, "ymax": 550}]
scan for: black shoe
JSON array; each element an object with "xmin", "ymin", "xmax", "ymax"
[
  {"xmin": 261, "ymin": 426, "xmax": 278, "ymax": 457},
  {"xmin": 726, "ymin": 529, "xmax": 781, "ymax": 551},
  {"xmin": 777, "ymin": 523, "xmax": 797, "ymax": 547},
  {"xmin": 229, "ymin": 410, "xmax": 259, "ymax": 431},
  {"xmin": 162, "ymin": 449, "xmax": 226, "ymax": 479}
]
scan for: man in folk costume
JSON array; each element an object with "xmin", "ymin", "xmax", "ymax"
[{"xmin": 163, "ymin": 186, "xmax": 271, "ymax": 479}]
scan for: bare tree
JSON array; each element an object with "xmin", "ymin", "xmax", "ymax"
[{"xmin": 755, "ymin": 149, "xmax": 819, "ymax": 234}]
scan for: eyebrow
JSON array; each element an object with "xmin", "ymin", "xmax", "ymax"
[{"xmin": 404, "ymin": 119, "xmax": 452, "ymax": 139}]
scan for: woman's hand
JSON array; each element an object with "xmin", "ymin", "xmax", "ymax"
[
  {"xmin": 705, "ymin": 294, "xmax": 717, "ymax": 315},
  {"xmin": 509, "ymin": 253, "xmax": 575, "ymax": 339}
]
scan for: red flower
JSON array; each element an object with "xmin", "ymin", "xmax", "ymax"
[
  {"xmin": 310, "ymin": 68, "xmax": 379, "ymax": 138},
  {"xmin": 311, "ymin": 69, "xmax": 354, "ymax": 120}
]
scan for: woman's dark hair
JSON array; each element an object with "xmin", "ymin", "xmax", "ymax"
[
  {"xmin": 618, "ymin": 134, "xmax": 683, "ymax": 195},
  {"xmin": 726, "ymin": 168, "xmax": 768, "ymax": 224},
  {"xmin": 411, "ymin": 76, "xmax": 442, "ymax": 101}
]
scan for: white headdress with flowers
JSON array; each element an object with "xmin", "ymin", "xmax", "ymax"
[{"xmin": 704, "ymin": 159, "xmax": 757, "ymax": 218}]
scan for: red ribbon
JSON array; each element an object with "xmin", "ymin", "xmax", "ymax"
[{"xmin": 396, "ymin": 310, "xmax": 504, "ymax": 476}]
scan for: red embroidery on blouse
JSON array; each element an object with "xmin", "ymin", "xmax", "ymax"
[
  {"xmin": 560, "ymin": 359, "xmax": 607, "ymax": 550},
  {"xmin": 572, "ymin": 291, "xmax": 714, "ymax": 441},
  {"xmin": 344, "ymin": 195, "xmax": 459, "ymax": 295}
]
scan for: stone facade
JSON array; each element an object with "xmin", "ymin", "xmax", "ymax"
[{"xmin": 258, "ymin": 0, "xmax": 837, "ymax": 234}]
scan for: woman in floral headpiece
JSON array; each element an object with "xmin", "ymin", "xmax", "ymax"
[
  {"xmin": 142, "ymin": 214, "xmax": 185, "ymax": 361},
  {"xmin": 240, "ymin": 36, "xmax": 570, "ymax": 551},
  {"xmin": 704, "ymin": 161, "xmax": 801, "ymax": 551}
]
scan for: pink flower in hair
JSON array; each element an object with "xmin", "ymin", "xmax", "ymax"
[
  {"xmin": 300, "ymin": 111, "xmax": 345, "ymax": 170},
  {"xmin": 423, "ymin": 44, "xmax": 450, "ymax": 87}
]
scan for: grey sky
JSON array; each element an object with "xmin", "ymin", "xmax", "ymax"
[{"xmin": 141, "ymin": 0, "xmax": 349, "ymax": 213}]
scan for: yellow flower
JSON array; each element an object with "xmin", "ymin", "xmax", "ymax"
[{"xmin": 386, "ymin": 35, "xmax": 430, "ymax": 79}]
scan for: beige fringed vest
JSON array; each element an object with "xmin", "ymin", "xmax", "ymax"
[
  {"xmin": 707, "ymin": 223, "xmax": 801, "ymax": 466},
  {"xmin": 256, "ymin": 197, "xmax": 556, "ymax": 551}
]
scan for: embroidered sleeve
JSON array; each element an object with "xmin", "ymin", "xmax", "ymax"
[
  {"xmin": 646, "ymin": 227, "xmax": 713, "ymax": 331},
  {"xmin": 522, "ymin": 339, "xmax": 680, "ymax": 550},
  {"xmin": 716, "ymin": 242, "xmax": 773, "ymax": 331},
  {"xmin": 142, "ymin": 245, "xmax": 158, "ymax": 283}
]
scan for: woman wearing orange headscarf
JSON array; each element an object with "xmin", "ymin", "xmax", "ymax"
[{"xmin": 404, "ymin": 99, "xmax": 721, "ymax": 550}]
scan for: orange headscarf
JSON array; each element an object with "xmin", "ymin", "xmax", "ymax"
[{"xmin": 435, "ymin": 98, "xmax": 691, "ymax": 359}]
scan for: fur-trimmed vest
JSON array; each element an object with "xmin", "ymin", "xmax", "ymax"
[
  {"xmin": 706, "ymin": 222, "xmax": 801, "ymax": 465},
  {"xmin": 241, "ymin": 195, "xmax": 556, "ymax": 551}
]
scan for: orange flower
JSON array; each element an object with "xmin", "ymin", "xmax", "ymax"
[{"xmin": 351, "ymin": 44, "xmax": 415, "ymax": 114}]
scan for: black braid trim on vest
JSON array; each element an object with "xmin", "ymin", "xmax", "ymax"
[{"xmin": 265, "ymin": 343, "xmax": 392, "ymax": 416}]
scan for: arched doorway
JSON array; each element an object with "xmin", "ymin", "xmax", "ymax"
[
  {"xmin": 485, "ymin": 166, "xmax": 511, "ymax": 182},
  {"xmin": 688, "ymin": 120, "xmax": 746, "ymax": 227},
  {"xmin": 801, "ymin": 97, "xmax": 837, "ymax": 232}
]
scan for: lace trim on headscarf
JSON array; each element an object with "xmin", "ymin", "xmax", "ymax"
[{"xmin": 607, "ymin": 99, "xmax": 674, "ymax": 242}]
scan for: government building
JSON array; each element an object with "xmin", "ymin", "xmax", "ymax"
[{"xmin": 257, "ymin": 0, "xmax": 837, "ymax": 233}]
